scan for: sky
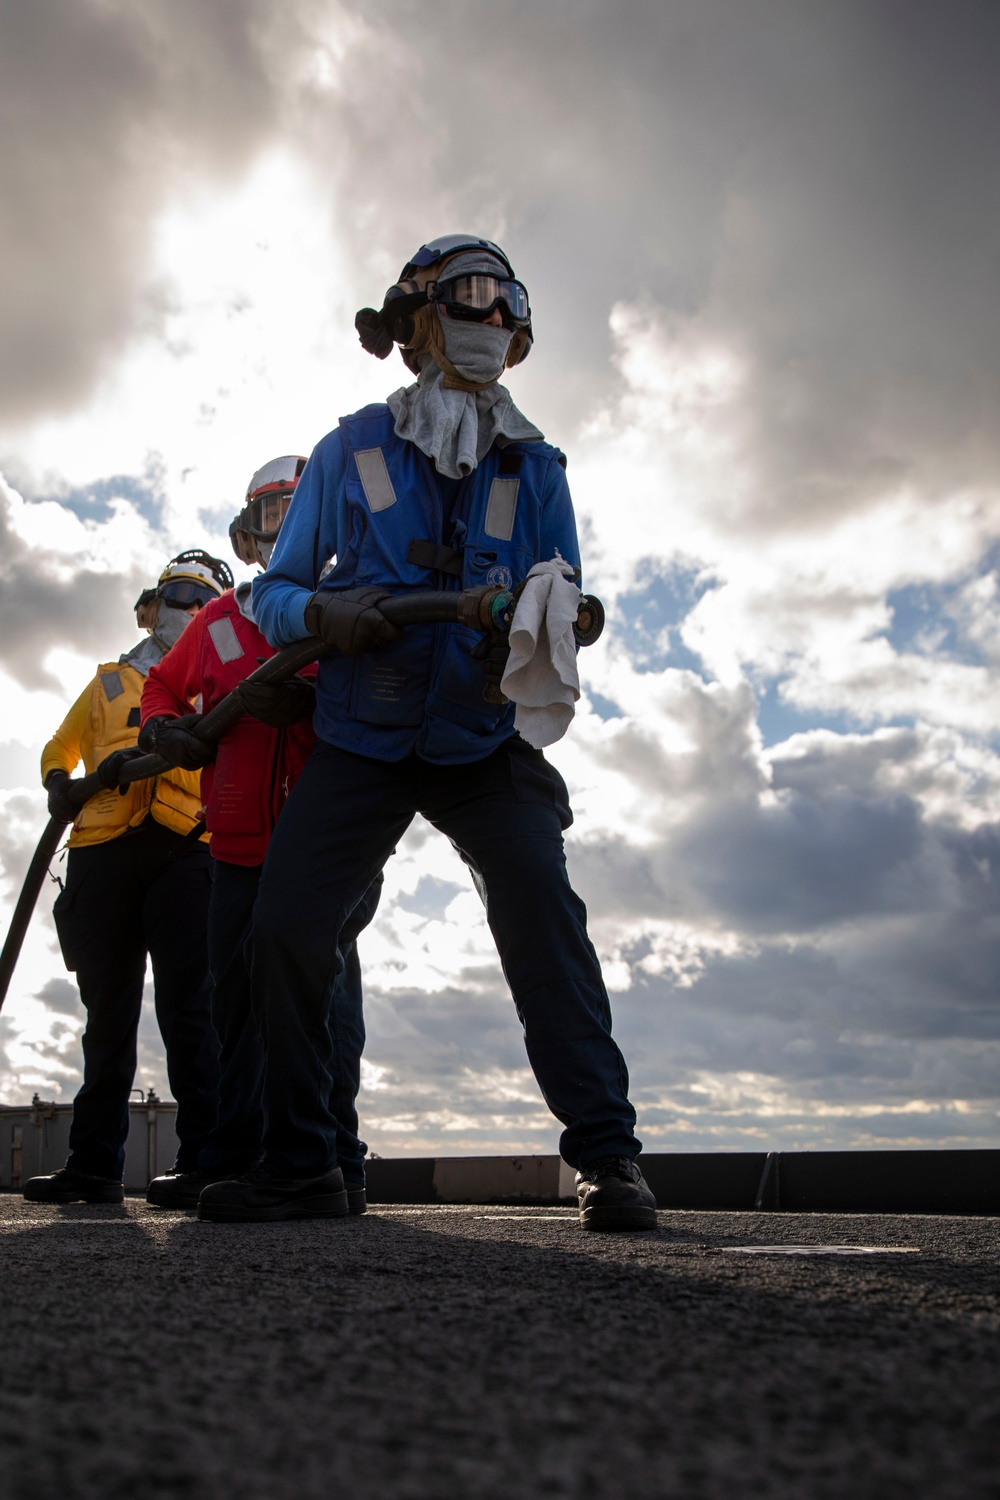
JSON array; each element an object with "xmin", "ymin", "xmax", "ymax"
[{"xmin": 1, "ymin": 0, "xmax": 998, "ymax": 1156}]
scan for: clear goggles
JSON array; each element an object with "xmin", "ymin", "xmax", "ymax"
[
  {"xmin": 429, "ymin": 273, "xmax": 531, "ymax": 328},
  {"xmin": 229, "ymin": 488, "xmax": 295, "ymax": 566},
  {"xmin": 157, "ymin": 578, "xmax": 220, "ymax": 610}
]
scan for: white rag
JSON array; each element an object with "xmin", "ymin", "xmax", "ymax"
[{"xmin": 501, "ymin": 558, "xmax": 581, "ymax": 748}]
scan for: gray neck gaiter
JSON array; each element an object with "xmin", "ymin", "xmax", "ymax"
[
  {"xmin": 149, "ymin": 601, "xmax": 193, "ymax": 655},
  {"xmin": 119, "ymin": 634, "xmax": 165, "ymax": 677},
  {"xmin": 387, "ymin": 360, "xmax": 544, "ymax": 479}
]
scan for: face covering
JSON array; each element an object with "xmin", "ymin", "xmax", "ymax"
[
  {"xmin": 439, "ymin": 320, "xmax": 513, "ymax": 384},
  {"xmin": 151, "ymin": 602, "xmax": 194, "ymax": 652}
]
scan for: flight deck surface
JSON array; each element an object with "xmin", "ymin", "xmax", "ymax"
[{"xmin": 1, "ymin": 1198, "xmax": 996, "ymax": 1498}]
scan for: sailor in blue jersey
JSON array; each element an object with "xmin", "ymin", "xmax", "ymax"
[{"xmin": 198, "ymin": 235, "xmax": 657, "ymax": 1230}]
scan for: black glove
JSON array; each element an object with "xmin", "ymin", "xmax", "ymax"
[
  {"xmin": 96, "ymin": 746, "xmax": 146, "ymax": 791},
  {"xmin": 303, "ymin": 588, "xmax": 402, "ymax": 657},
  {"xmin": 471, "ymin": 632, "xmax": 511, "ymax": 704},
  {"xmin": 235, "ymin": 675, "xmax": 316, "ymax": 728},
  {"xmin": 137, "ymin": 714, "xmax": 216, "ymax": 770},
  {"xmin": 45, "ymin": 770, "xmax": 79, "ymax": 824}
]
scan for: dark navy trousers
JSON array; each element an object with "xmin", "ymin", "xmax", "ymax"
[
  {"xmin": 201, "ymin": 857, "xmax": 380, "ymax": 1182},
  {"xmin": 53, "ymin": 819, "xmax": 218, "ymax": 1180},
  {"xmin": 250, "ymin": 736, "xmax": 640, "ymax": 1175}
]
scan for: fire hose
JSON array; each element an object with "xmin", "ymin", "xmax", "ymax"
[{"xmin": 0, "ymin": 583, "xmax": 604, "ymax": 1009}]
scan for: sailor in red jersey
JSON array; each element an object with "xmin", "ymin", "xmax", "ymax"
[{"xmin": 138, "ymin": 457, "xmax": 380, "ymax": 1212}]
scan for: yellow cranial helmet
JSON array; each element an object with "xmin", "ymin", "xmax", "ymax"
[{"xmin": 134, "ymin": 550, "xmax": 232, "ymax": 627}]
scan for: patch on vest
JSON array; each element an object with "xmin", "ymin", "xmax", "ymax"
[
  {"xmin": 484, "ymin": 477, "xmax": 519, "ymax": 541},
  {"xmin": 208, "ymin": 616, "xmax": 245, "ymax": 665},
  {"xmin": 101, "ymin": 671, "xmax": 124, "ymax": 701},
  {"xmin": 355, "ymin": 448, "xmax": 398, "ymax": 513},
  {"xmin": 486, "ymin": 564, "xmax": 513, "ymax": 589}
]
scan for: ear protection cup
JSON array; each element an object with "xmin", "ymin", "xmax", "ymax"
[
  {"xmin": 506, "ymin": 328, "xmax": 532, "ymax": 366},
  {"xmin": 382, "ymin": 281, "xmax": 420, "ymax": 346},
  {"xmin": 134, "ymin": 589, "xmax": 158, "ymax": 629}
]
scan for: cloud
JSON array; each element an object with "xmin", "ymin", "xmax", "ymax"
[
  {"xmin": 0, "ymin": 787, "xmax": 50, "ymax": 893},
  {"xmin": 6, "ymin": 0, "xmax": 1000, "ymax": 515},
  {"xmin": 296, "ymin": 0, "xmax": 1000, "ymax": 518},
  {"xmin": 0, "ymin": 0, "xmax": 314, "ymax": 426},
  {"xmin": 564, "ymin": 683, "xmax": 1000, "ymax": 941},
  {"xmin": 0, "ymin": 1000, "xmax": 82, "ymax": 1103},
  {"xmin": 0, "ymin": 474, "xmax": 152, "ymax": 689},
  {"xmin": 33, "ymin": 978, "xmax": 80, "ymax": 1017},
  {"xmin": 567, "ymin": 306, "xmax": 1000, "ymax": 749}
]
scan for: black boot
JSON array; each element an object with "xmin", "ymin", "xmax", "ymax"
[
  {"xmin": 343, "ymin": 1180, "xmax": 367, "ymax": 1215},
  {"xmin": 24, "ymin": 1167, "xmax": 124, "ymax": 1205},
  {"xmin": 576, "ymin": 1157, "xmax": 657, "ymax": 1231},
  {"xmin": 146, "ymin": 1166, "xmax": 247, "ymax": 1210},
  {"xmin": 197, "ymin": 1160, "xmax": 350, "ymax": 1222}
]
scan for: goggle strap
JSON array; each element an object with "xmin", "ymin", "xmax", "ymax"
[{"xmin": 380, "ymin": 287, "xmax": 431, "ymax": 324}]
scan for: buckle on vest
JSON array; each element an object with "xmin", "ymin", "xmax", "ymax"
[{"xmin": 406, "ymin": 539, "xmax": 464, "ymax": 577}]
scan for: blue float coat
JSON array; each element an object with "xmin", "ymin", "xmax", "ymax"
[{"xmin": 252, "ymin": 404, "xmax": 580, "ymax": 764}]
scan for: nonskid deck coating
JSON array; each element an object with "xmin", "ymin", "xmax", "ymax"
[{"xmin": 0, "ymin": 1197, "xmax": 996, "ymax": 1499}]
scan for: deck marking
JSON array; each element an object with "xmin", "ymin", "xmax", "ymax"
[{"xmin": 723, "ymin": 1244, "xmax": 919, "ymax": 1256}]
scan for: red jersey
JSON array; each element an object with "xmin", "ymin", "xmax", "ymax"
[{"xmin": 141, "ymin": 588, "xmax": 315, "ymax": 866}]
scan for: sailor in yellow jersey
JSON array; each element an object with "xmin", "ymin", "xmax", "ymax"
[{"xmin": 25, "ymin": 551, "xmax": 232, "ymax": 1204}]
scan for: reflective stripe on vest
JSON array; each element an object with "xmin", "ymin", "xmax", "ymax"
[
  {"xmin": 208, "ymin": 615, "xmax": 245, "ymax": 664},
  {"xmin": 484, "ymin": 477, "xmax": 519, "ymax": 541},
  {"xmin": 355, "ymin": 448, "xmax": 398, "ymax": 512}
]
